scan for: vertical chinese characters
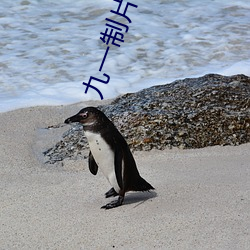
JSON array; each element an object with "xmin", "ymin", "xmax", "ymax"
[{"xmin": 82, "ymin": 0, "xmax": 138, "ymax": 100}]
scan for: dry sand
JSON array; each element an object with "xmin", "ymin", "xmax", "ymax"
[{"xmin": 0, "ymin": 101, "xmax": 249, "ymax": 249}]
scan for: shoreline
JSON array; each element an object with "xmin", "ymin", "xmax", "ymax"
[{"xmin": 0, "ymin": 102, "xmax": 249, "ymax": 249}]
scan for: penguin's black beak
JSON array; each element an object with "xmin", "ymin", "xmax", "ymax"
[{"xmin": 64, "ymin": 114, "xmax": 81, "ymax": 124}]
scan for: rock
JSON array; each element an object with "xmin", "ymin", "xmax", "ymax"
[{"xmin": 43, "ymin": 74, "xmax": 250, "ymax": 164}]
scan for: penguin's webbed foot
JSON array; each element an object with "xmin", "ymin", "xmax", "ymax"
[
  {"xmin": 101, "ymin": 196, "xmax": 124, "ymax": 209},
  {"xmin": 105, "ymin": 187, "xmax": 118, "ymax": 198}
]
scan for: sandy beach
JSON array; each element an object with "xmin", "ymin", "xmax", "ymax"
[{"xmin": 0, "ymin": 101, "xmax": 249, "ymax": 249}]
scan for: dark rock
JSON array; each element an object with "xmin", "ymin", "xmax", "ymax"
[{"xmin": 43, "ymin": 74, "xmax": 250, "ymax": 163}]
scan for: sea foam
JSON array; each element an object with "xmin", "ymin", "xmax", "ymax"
[{"xmin": 0, "ymin": 0, "xmax": 249, "ymax": 112}]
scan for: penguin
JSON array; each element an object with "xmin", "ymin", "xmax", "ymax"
[{"xmin": 64, "ymin": 107, "xmax": 154, "ymax": 209}]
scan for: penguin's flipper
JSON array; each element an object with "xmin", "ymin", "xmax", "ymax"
[
  {"xmin": 114, "ymin": 146, "xmax": 123, "ymax": 190},
  {"xmin": 101, "ymin": 196, "xmax": 124, "ymax": 209},
  {"xmin": 88, "ymin": 151, "xmax": 98, "ymax": 175},
  {"xmin": 105, "ymin": 187, "xmax": 118, "ymax": 198}
]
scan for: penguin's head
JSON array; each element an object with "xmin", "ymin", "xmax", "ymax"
[{"xmin": 65, "ymin": 107, "xmax": 109, "ymax": 129}]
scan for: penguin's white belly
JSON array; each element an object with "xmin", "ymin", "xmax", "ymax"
[{"xmin": 85, "ymin": 131, "xmax": 120, "ymax": 193}]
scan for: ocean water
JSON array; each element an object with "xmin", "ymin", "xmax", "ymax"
[{"xmin": 0, "ymin": 0, "xmax": 250, "ymax": 112}]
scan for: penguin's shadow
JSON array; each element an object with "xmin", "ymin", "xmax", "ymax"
[{"xmin": 123, "ymin": 191, "xmax": 157, "ymax": 208}]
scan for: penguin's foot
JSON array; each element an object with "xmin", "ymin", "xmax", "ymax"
[
  {"xmin": 105, "ymin": 187, "xmax": 118, "ymax": 198},
  {"xmin": 101, "ymin": 196, "xmax": 124, "ymax": 209}
]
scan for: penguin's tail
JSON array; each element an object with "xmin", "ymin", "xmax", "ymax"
[{"xmin": 132, "ymin": 176, "xmax": 154, "ymax": 192}]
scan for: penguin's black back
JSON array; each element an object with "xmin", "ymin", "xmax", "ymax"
[{"xmin": 102, "ymin": 121, "xmax": 154, "ymax": 192}]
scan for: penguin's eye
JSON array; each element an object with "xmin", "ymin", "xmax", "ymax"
[{"xmin": 79, "ymin": 112, "xmax": 88, "ymax": 119}]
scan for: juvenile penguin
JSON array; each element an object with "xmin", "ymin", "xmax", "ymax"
[{"xmin": 65, "ymin": 107, "xmax": 154, "ymax": 209}]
